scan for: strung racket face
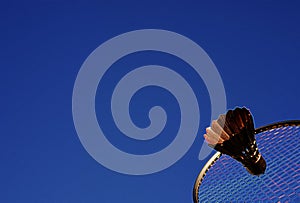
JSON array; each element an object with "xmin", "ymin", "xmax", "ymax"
[{"xmin": 193, "ymin": 121, "xmax": 300, "ymax": 203}]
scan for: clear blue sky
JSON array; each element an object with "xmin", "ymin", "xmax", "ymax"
[{"xmin": 1, "ymin": 1, "xmax": 300, "ymax": 202}]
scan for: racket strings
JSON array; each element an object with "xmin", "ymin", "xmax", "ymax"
[{"xmin": 197, "ymin": 125, "xmax": 300, "ymax": 202}]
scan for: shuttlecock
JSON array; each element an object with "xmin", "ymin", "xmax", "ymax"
[{"xmin": 204, "ymin": 107, "xmax": 266, "ymax": 175}]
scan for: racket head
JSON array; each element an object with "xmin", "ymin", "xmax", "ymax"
[{"xmin": 193, "ymin": 120, "xmax": 300, "ymax": 203}]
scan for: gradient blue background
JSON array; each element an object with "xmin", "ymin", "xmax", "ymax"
[{"xmin": 1, "ymin": 1, "xmax": 300, "ymax": 202}]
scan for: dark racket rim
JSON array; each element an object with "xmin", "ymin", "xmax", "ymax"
[{"xmin": 192, "ymin": 120, "xmax": 300, "ymax": 203}]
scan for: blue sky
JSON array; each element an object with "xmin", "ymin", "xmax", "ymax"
[{"xmin": 1, "ymin": 1, "xmax": 300, "ymax": 202}]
